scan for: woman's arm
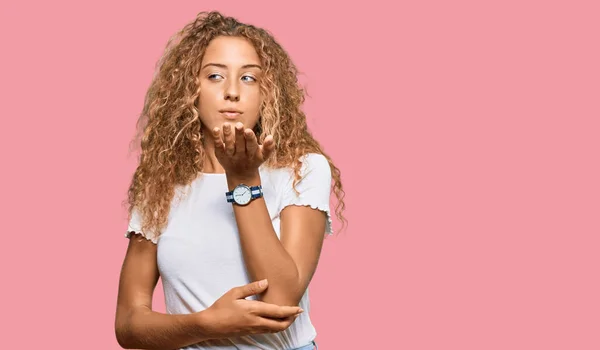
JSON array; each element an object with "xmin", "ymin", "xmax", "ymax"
[
  {"xmin": 226, "ymin": 162, "xmax": 329, "ymax": 307},
  {"xmin": 115, "ymin": 234, "xmax": 212, "ymax": 349},
  {"xmin": 115, "ymin": 233, "xmax": 303, "ymax": 349},
  {"xmin": 212, "ymin": 125, "xmax": 331, "ymax": 308}
]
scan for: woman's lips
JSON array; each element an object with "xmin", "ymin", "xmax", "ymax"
[{"xmin": 220, "ymin": 111, "xmax": 242, "ymax": 119}]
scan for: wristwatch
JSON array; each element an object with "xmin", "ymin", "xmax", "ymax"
[{"xmin": 226, "ymin": 184, "xmax": 263, "ymax": 205}]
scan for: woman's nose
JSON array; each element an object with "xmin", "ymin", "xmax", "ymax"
[{"xmin": 224, "ymin": 82, "xmax": 240, "ymax": 102}]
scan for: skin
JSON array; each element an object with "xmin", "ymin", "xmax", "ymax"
[{"xmin": 115, "ymin": 35, "xmax": 326, "ymax": 349}]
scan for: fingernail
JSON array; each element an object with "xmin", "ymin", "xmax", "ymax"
[
  {"xmin": 297, "ymin": 308, "xmax": 304, "ymax": 314},
  {"xmin": 259, "ymin": 279, "xmax": 268, "ymax": 287}
]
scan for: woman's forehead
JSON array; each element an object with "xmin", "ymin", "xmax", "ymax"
[{"xmin": 202, "ymin": 36, "xmax": 261, "ymax": 67}]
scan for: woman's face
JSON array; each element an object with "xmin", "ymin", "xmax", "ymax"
[{"xmin": 197, "ymin": 36, "xmax": 263, "ymax": 135}]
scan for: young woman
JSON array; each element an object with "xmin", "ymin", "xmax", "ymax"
[{"xmin": 115, "ymin": 11, "xmax": 346, "ymax": 350}]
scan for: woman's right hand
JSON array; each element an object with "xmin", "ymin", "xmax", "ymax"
[{"xmin": 198, "ymin": 279, "xmax": 304, "ymax": 338}]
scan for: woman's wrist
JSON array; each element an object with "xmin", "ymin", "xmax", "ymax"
[
  {"xmin": 194, "ymin": 308, "xmax": 219, "ymax": 341},
  {"xmin": 226, "ymin": 169, "xmax": 261, "ymax": 189}
]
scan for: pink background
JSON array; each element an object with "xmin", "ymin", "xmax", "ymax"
[{"xmin": 2, "ymin": 0, "xmax": 599, "ymax": 349}]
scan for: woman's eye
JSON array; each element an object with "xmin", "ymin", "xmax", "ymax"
[
  {"xmin": 241, "ymin": 75, "xmax": 256, "ymax": 82},
  {"xmin": 208, "ymin": 74, "xmax": 223, "ymax": 80}
]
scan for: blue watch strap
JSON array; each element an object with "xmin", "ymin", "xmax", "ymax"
[{"xmin": 250, "ymin": 185, "xmax": 263, "ymax": 199}]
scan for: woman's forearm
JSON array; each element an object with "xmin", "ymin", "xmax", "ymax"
[
  {"xmin": 116, "ymin": 306, "xmax": 213, "ymax": 349},
  {"xmin": 227, "ymin": 173, "xmax": 303, "ymax": 307}
]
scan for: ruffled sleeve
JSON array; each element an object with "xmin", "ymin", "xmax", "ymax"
[
  {"xmin": 279, "ymin": 153, "xmax": 334, "ymax": 235},
  {"xmin": 124, "ymin": 207, "xmax": 159, "ymax": 244}
]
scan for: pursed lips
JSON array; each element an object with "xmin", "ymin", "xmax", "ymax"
[{"xmin": 219, "ymin": 110, "xmax": 243, "ymax": 119}]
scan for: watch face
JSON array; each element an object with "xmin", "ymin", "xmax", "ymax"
[{"xmin": 233, "ymin": 185, "xmax": 252, "ymax": 205}]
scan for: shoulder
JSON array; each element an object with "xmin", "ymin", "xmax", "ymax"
[
  {"xmin": 279, "ymin": 152, "xmax": 331, "ymax": 184},
  {"xmin": 261, "ymin": 153, "xmax": 331, "ymax": 191},
  {"xmin": 299, "ymin": 153, "xmax": 330, "ymax": 174},
  {"xmin": 125, "ymin": 206, "xmax": 159, "ymax": 244},
  {"xmin": 283, "ymin": 152, "xmax": 332, "ymax": 189},
  {"xmin": 277, "ymin": 153, "xmax": 334, "ymax": 235},
  {"xmin": 263, "ymin": 152, "xmax": 330, "ymax": 177}
]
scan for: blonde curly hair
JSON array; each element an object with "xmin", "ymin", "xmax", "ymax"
[{"xmin": 124, "ymin": 11, "xmax": 346, "ymax": 238}]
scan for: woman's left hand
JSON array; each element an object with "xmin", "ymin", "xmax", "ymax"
[{"xmin": 212, "ymin": 122, "xmax": 275, "ymax": 180}]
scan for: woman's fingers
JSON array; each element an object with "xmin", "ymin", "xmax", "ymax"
[
  {"xmin": 234, "ymin": 122, "xmax": 246, "ymax": 155},
  {"xmin": 212, "ymin": 127, "xmax": 225, "ymax": 153},
  {"xmin": 245, "ymin": 300, "xmax": 303, "ymax": 319},
  {"xmin": 257, "ymin": 315, "xmax": 300, "ymax": 333},
  {"xmin": 260, "ymin": 135, "xmax": 275, "ymax": 160},
  {"xmin": 244, "ymin": 128, "xmax": 258, "ymax": 159},
  {"xmin": 223, "ymin": 123, "xmax": 235, "ymax": 156},
  {"xmin": 241, "ymin": 299, "xmax": 302, "ymax": 334},
  {"xmin": 213, "ymin": 123, "xmax": 274, "ymax": 174}
]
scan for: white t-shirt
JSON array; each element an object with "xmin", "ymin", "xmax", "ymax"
[{"xmin": 125, "ymin": 152, "xmax": 333, "ymax": 350}]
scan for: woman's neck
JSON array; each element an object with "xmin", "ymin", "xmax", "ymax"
[{"xmin": 201, "ymin": 129, "xmax": 225, "ymax": 174}]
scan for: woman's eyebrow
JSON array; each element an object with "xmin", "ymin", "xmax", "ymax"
[{"xmin": 201, "ymin": 63, "xmax": 262, "ymax": 70}]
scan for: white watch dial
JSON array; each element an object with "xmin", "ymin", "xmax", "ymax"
[{"xmin": 233, "ymin": 185, "xmax": 252, "ymax": 205}]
